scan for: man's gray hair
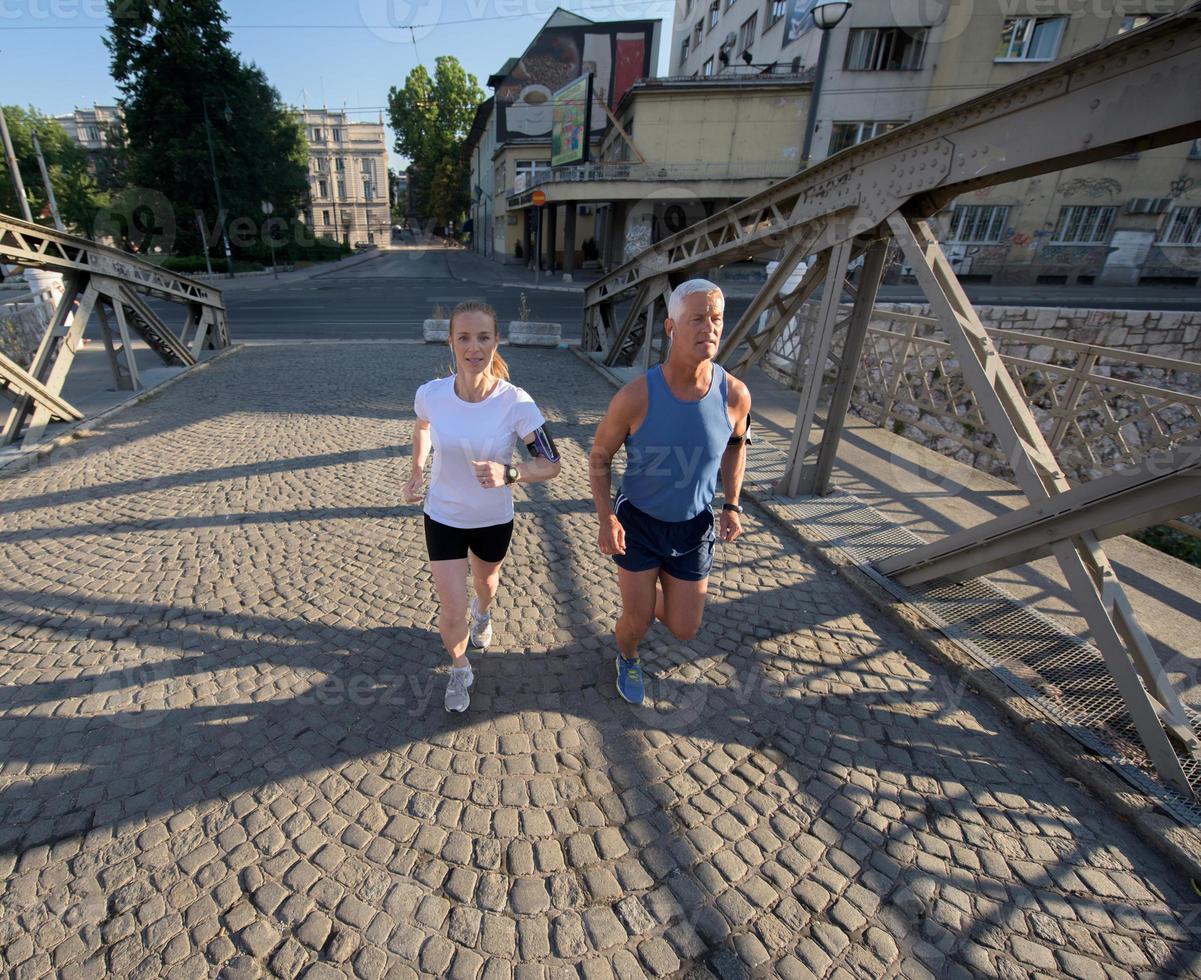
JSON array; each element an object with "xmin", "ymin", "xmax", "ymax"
[{"xmin": 668, "ymin": 279, "xmax": 723, "ymax": 321}]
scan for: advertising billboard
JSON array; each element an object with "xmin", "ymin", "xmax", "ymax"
[
  {"xmin": 782, "ymin": 0, "xmax": 819, "ymax": 47},
  {"xmin": 494, "ymin": 19, "xmax": 657, "ymax": 144},
  {"xmin": 551, "ymin": 74, "xmax": 593, "ymax": 167}
]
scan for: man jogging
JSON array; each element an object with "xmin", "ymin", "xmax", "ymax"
[{"xmin": 589, "ymin": 279, "xmax": 751, "ymax": 705}]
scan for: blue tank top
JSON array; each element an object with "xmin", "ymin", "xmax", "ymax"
[{"xmin": 622, "ymin": 364, "xmax": 732, "ymax": 522}]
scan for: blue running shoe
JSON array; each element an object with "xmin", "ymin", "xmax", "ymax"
[{"xmin": 615, "ymin": 656, "xmax": 645, "ymax": 705}]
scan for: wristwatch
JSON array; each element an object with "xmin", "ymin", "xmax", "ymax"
[
  {"xmin": 504, "ymin": 465, "xmax": 520, "ymax": 485},
  {"xmin": 722, "ymin": 502, "xmax": 742, "ymax": 513}
]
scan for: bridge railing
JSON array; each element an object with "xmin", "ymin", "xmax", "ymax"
[{"xmin": 764, "ymin": 307, "xmax": 1201, "ymax": 486}]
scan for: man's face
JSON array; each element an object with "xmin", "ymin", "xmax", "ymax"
[{"xmin": 668, "ymin": 290, "xmax": 724, "ymax": 359}]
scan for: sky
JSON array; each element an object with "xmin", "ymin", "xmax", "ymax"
[{"xmin": 0, "ymin": 0, "xmax": 676, "ymax": 172}]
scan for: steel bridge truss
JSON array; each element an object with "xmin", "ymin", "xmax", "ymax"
[
  {"xmin": 0, "ymin": 214, "xmax": 231, "ymax": 446},
  {"xmin": 582, "ymin": 7, "xmax": 1201, "ymax": 793}
]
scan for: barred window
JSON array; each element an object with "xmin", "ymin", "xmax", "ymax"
[
  {"xmin": 1157, "ymin": 207, "xmax": 1201, "ymax": 245},
  {"xmin": 996, "ymin": 17, "xmax": 1065, "ymax": 61},
  {"xmin": 1052, "ymin": 205, "xmax": 1115, "ymax": 244},
  {"xmin": 845, "ymin": 28, "xmax": 926, "ymax": 70},
  {"xmin": 945, "ymin": 204, "xmax": 1010, "ymax": 243}
]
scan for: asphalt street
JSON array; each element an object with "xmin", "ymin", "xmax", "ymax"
[{"xmin": 130, "ymin": 245, "xmax": 1199, "ymax": 345}]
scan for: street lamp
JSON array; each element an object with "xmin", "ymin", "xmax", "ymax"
[
  {"xmin": 202, "ymin": 95, "xmax": 236, "ymax": 277},
  {"xmin": 801, "ymin": 0, "xmax": 853, "ymax": 163}
]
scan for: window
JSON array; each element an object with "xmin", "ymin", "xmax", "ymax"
[
  {"xmin": 85, "ymin": 125, "xmax": 100, "ymax": 142},
  {"xmin": 332, "ymin": 127, "xmax": 342, "ymax": 142},
  {"xmin": 1157, "ymin": 207, "xmax": 1201, "ymax": 245},
  {"xmin": 1190, "ymin": 139, "xmax": 1201, "ymax": 160},
  {"xmin": 738, "ymin": 12, "xmax": 758, "ymax": 53},
  {"xmin": 945, "ymin": 204, "xmax": 1010, "ymax": 243},
  {"xmin": 767, "ymin": 0, "xmax": 786, "ymax": 27},
  {"xmin": 360, "ymin": 159, "xmax": 374, "ymax": 176},
  {"xmin": 311, "ymin": 127, "xmax": 324, "ymax": 142},
  {"xmin": 335, "ymin": 157, "xmax": 346, "ymax": 173},
  {"xmin": 693, "ymin": 20, "xmax": 704, "ymax": 44},
  {"xmin": 681, "ymin": 36, "xmax": 690, "ymax": 63},
  {"xmin": 708, "ymin": 1, "xmax": 720, "ymax": 31},
  {"xmin": 315, "ymin": 158, "xmax": 328, "ymax": 172},
  {"xmin": 703, "ymin": 56, "xmax": 715, "ymax": 75},
  {"xmin": 685, "ymin": 0, "xmax": 693, "ymax": 12},
  {"xmin": 995, "ymin": 17, "xmax": 1065, "ymax": 61},
  {"xmin": 515, "ymin": 160, "xmax": 550, "ymax": 187},
  {"xmin": 725, "ymin": 0, "xmax": 737, "ymax": 10},
  {"xmin": 363, "ymin": 180, "xmax": 375, "ymax": 201},
  {"xmin": 1052, "ymin": 205, "xmax": 1115, "ymax": 244},
  {"xmin": 317, "ymin": 179, "xmax": 329, "ymax": 198},
  {"xmin": 1119, "ymin": 14, "xmax": 1157, "ymax": 33},
  {"xmin": 322, "ymin": 210, "xmax": 331, "ymax": 225},
  {"xmin": 337, "ymin": 179, "xmax": 347, "ymax": 199},
  {"xmin": 845, "ymin": 28, "xmax": 927, "ymax": 70},
  {"xmin": 828, "ymin": 120, "xmax": 904, "ymax": 154}
]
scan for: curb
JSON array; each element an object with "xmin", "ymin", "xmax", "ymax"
[
  {"xmin": 570, "ymin": 345, "xmax": 1201, "ymax": 882},
  {"xmin": 0, "ymin": 344, "xmax": 246, "ymax": 475}
]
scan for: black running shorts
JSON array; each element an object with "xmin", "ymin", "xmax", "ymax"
[{"xmin": 424, "ymin": 514, "xmax": 514, "ymax": 563}]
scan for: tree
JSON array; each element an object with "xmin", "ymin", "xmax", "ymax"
[
  {"xmin": 387, "ymin": 56, "xmax": 483, "ymax": 229},
  {"xmin": 105, "ymin": 0, "xmax": 309, "ymax": 256},
  {"xmin": 0, "ymin": 106, "xmax": 106, "ymax": 231}
]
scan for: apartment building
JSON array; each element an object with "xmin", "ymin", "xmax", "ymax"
[
  {"xmin": 918, "ymin": 3, "xmax": 1200, "ymax": 285},
  {"xmin": 54, "ymin": 104, "xmax": 124, "ymax": 185},
  {"xmin": 297, "ymin": 108, "xmax": 390, "ymax": 247},
  {"xmin": 668, "ymin": 0, "xmax": 1200, "ymax": 285}
]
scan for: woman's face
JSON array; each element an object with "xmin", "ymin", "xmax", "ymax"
[{"xmin": 450, "ymin": 311, "xmax": 498, "ymax": 377}]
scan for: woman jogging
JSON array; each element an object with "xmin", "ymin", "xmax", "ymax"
[{"xmin": 404, "ymin": 301, "xmax": 562, "ymax": 712}]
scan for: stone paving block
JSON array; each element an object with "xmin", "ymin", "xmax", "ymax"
[{"xmin": 2, "ymin": 344, "xmax": 1201, "ymax": 979}]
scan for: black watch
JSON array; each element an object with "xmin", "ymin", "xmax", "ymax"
[
  {"xmin": 722, "ymin": 502, "xmax": 742, "ymax": 513},
  {"xmin": 504, "ymin": 465, "xmax": 520, "ymax": 485}
]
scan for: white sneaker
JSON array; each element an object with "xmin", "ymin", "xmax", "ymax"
[
  {"xmin": 469, "ymin": 598, "xmax": 493, "ymax": 650},
  {"xmin": 445, "ymin": 666, "xmax": 473, "ymax": 713}
]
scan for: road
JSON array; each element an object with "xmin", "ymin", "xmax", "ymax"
[{"xmin": 133, "ymin": 246, "xmax": 1199, "ymax": 344}]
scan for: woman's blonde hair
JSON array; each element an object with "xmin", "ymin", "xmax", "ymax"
[{"xmin": 449, "ymin": 300, "xmax": 509, "ymax": 381}]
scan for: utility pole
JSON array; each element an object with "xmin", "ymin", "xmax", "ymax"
[
  {"xmin": 0, "ymin": 107, "xmax": 33, "ymax": 222},
  {"xmin": 202, "ymin": 97, "xmax": 236, "ymax": 278},
  {"xmin": 31, "ymin": 133, "xmax": 65, "ymax": 231}
]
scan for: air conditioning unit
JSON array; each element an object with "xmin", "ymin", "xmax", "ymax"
[{"xmin": 1125, "ymin": 196, "xmax": 1171, "ymax": 214}]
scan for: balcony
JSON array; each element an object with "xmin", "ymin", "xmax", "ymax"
[{"xmin": 506, "ymin": 160, "xmax": 800, "ymax": 207}]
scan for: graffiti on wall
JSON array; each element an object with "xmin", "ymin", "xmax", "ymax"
[{"xmin": 1058, "ymin": 177, "xmax": 1123, "ymax": 200}]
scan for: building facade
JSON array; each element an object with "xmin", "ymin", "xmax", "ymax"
[
  {"xmin": 667, "ymin": 0, "xmax": 1201, "ymax": 285},
  {"xmin": 296, "ymin": 108, "xmax": 390, "ymax": 247},
  {"xmin": 918, "ymin": 2, "xmax": 1200, "ymax": 285}
]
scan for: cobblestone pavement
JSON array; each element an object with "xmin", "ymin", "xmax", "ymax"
[{"xmin": 3, "ymin": 343, "xmax": 1201, "ymax": 979}]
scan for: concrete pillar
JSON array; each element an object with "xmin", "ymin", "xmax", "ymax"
[
  {"xmin": 546, "ymin": 205, "xmax": 558, "ymax": 274},
  {"xmin": 562, "ymin": 203, "xmax": 577, "ymax": 281}
]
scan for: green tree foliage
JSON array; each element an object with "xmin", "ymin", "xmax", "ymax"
[
  {"xmin": 105, "ymin": 0, "xmax": 309, "ymax": 256},
  {"xmin": 0, "ymin": 106, "xmax": 106, "ymax": 231},
  {"xmin": 387, "ymin": 56, "xmax": 483, "ymax": 229}
]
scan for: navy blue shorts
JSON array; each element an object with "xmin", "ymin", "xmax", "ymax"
[{"xmin": 612, "ymin": 492, "xmax": 715, "ymax": 582}]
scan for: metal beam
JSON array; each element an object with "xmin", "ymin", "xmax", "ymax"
[
  {"xmin": 0, "ymin": 350, "xmax": 82, "ymax": 424},
  {"xmin": 21, "ymin": 282, "xmax": 101, "ymax": 444},
  {"xmin": 879, "ymin": 440, "xmax": 1201, "ymax": 586},
  {"xmin": 888, "ymin": 209, "xmax": 1197, "ymax": 793},
  {"xmin": 805, "ymin": 236, "xmax": 890, "ymax": 496},
  {"xmin": 779, "ymin": 241, "xmax": 852, "ymax": 497}
]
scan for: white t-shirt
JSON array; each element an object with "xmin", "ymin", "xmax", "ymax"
[{"xmin": 414, "ymin": 375, "xmax": 546, "ymax": 529}]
